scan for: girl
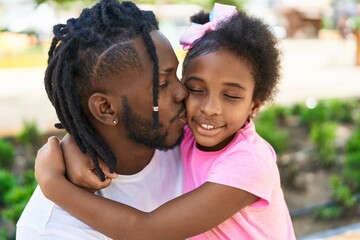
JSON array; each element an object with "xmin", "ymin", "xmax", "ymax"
[{"xmin": 35, "ymin": 3, "xmax": 295, "ymax": 239}]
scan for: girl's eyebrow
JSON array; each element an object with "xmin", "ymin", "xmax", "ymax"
[
  {"xmin": 223, "ymin": 82, "xmax": 246, "ymax": 90},
  {"xmin": 183, "ymin": 76, "xmax": 203, "ymax": 83}
]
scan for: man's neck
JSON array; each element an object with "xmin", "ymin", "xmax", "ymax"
[{"xmin": 107, "ymin": 137, "xmax": 156, "ymax": 175}]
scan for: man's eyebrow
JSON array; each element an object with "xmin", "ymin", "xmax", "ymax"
[
  {"xmin": 223, "ymin": 82, "xmax": 246, "ymax": 90},
  {"xmin": 159, "ymin": 67, "xmax": 175, "ymax": 74}
]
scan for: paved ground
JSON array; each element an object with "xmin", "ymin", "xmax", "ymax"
[
  {"xmin": 300, "ymin": 222, "xmax": 360, "ymax": 240},
  {"xmin": 1, "ymin": 36, "xmax": 360, "ymax": 238}
]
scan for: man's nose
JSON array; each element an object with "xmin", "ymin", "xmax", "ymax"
[{"xmin": 174, "ymin": 80, "xmax": 188, "ymax": 103}]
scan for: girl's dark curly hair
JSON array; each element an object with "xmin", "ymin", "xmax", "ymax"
[
  {"xmin": 44, "ymin": 0, "xmax": 160, "ymax": 180},
  {"xmin": 183, "ymin": 10, "xmax": 281, "ymax": 104}
]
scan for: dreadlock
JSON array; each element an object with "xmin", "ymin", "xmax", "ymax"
[{"xmin": 44, "ymin": 0, "xmax": 160, "ymax": 180}]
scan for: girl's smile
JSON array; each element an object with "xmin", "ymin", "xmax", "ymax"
[{"xmin": 192, "ymin": 118, "xmax": 225, "ymax": 137}]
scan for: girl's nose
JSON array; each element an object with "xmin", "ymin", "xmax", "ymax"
[{"xmin": 200, "ymin": 96, "xmax": 221, "ymax": 116}]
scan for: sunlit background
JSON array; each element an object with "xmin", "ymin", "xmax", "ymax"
[
  {"xmin": 1, "ymin": 0, "xmax": 360, "ymax": 239},
  {"xmin": 1, "ymin": 0, "xmax": 360, "ymax": 134}
]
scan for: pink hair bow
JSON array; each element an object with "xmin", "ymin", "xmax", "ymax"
[{"xmin": 179, "ymin": 3, "xmax": 237, "ymax": 50}]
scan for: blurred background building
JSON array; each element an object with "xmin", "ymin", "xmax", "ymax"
[{"xmin": 1, "ymin": 0, "xmax": 360, "ymax": 133}]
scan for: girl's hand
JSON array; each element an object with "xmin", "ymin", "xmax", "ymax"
[
  {"xmin": 35, "ymin": 136, "xmax": 65, "ymax": 190},
  {"xmin": 61, "ymin": 134, "xmax": 117, "ymax": 192}
]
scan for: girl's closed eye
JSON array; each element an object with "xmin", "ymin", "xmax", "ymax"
[
  {"xmin": 186, "ymin": 85, "xmax": 204, "ymax": 95},
  {"xmin": 224, "ymin": 93, "xmax": 242, "ymax": 100}
]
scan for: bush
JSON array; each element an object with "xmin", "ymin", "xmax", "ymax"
[
  {"xmin": 343, "ymin": 152, "xmax": 360, "ymax": 191},
  {"xmin": 315, "ymin": 175, "xmax": 356, "ymax": 220},
  {"xmin": 255, "ymin": 105, "xmax": 289, "ymax": 154},
  {"xmin": 0, "ymin": 139, "xmax": 16, "ymax": 168},
  {"xmin": 0, "ymin": 170, "xmax": 16, "ymax": 204},
  {"xmin": 0, "ymin": 230, "xmax": 11, "ymax": 240},
  {"xmin": 291, "ymin": 99, "xmax": 359, "ymax": 127},
  {"xmin": 314, "ymin": 205, "xmax": 344, "ymax": 220},
  {"xmin": 331, "ymin": 175, "xmax": 357, "ymax": 209},
  {"xmin": 346, "ymin": 128, "xmax": 360, "ymax": 153},
  {"xmin": 17, "ymin": 120, "xmax": 43, "ymax": 155},
  {"xmin": 310, "ymin": 122, "xmax": 337, "ymax": 167},
  {"xmin": 291, "ymin": 102, "xmax": 329, "ymax": 126},
  {"xmin": 343, "ymin": 126, "xmax": 360, "ymax": 191},
  {"xmin": 3, "ymin": 184, "xmax": 36, "ymax": 224},
  {"xmin": 1, "ymin": 170, "xmax": 36, "ymax": 228},
  {"xmin": 256, "ymin": 122, "xmax": 288, "ymax": 154},
  {"xmin": 326, "ymin": 99, "xmax": 358, "ymax": 123}
]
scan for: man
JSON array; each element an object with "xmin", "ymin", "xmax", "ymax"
[{"xmin": 16, "ymin": 0, "xmax": 187, "ymax": 239}]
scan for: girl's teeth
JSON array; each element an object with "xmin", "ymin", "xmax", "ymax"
[{"xmin": 201, "ymin": 124, "xmax": 214, "ymax": 130}]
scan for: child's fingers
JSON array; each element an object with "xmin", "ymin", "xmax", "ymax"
[
  {"xmin": 47, "ymin": 136, "xmax": 61, "ymax": 151},
  {"xmin": 47, "ymin": 136, "xmax": 65, "ymax": 170},
  {"xmin": 35, "ymin": 136, "xmax": 64, "ymax": 185},
  {"xmin": 98, "ymin": 160, "xmax": 118, "ymax": 179},
  {"xmin": 36, "ymin": 136, "xmax": 60, "ymax": 158},
  {"xmin": 61, "ymin": 133, "xmax": 115, "ymax": 191},
  {"xmin": 80, "ymin": 170, "xmax": 113, "ymax": 192}
]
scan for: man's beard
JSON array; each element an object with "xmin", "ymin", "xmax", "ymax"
[{"xmin": 121, "ymin": 97, "xmax": 183, "ymax": 151}]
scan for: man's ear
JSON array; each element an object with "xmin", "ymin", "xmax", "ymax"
[{"xmin": 88, "ymin": 93, "xmax": 117, "ymax": 126}]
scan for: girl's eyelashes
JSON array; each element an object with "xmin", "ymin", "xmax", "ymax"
[
  {"xmin": 224, "ymin": 94, "xmax": 242, "ymax": 100},
  {"xmin": 186, "ymin": 86, "xmax": 204, "ymax": 94},
  {"xmin": 186, "ymin": 85, "xmax": 242, "ymax": 100}
]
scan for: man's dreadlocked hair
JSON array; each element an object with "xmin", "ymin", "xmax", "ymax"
[{"xmin": 44, "ymin": 0, "xmax": 160, "ymax": 180}]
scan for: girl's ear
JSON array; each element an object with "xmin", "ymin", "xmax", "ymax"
[
  {"xmin": 88, "ymin": 93, "xmax": 118, "ymax": 126},
  {"xmin": 249, "ymin": 99, "xmax": 262, "ymax": 119}
]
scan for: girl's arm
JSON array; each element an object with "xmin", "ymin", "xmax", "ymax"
[
  {"xmin": 61, "ymin": 134, "xmax": 117, "ymax": 191},
  {"xmin": 36, "ymin": 137, "xmax": 258, "ymax": 240}
]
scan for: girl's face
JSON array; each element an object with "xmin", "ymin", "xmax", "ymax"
[{"xmin": 183, "ymin": 49, "xmax": 260, "ymax": 151}]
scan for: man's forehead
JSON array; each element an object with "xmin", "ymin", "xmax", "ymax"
[{"xmin": 131, "ymin": 30, "xmax": 179, "ymax": 71}]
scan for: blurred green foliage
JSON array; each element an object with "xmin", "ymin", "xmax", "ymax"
[
  {"xmin": 255, "ymin": 105, "xmax": 290, "ymax": 154},
  {"xmin": 317, "ymin": 117, "xmax": 360, "ymax": 220},
  {"xmin": 0, "ymin": 169, "xmax": 36, "ymax": 239},
  {"xmin": 17, "ymin": 120, "xmax": 43, "ymax": 157},
  {"xmin": 310, "ymin": 122, "xmax": 337, "ymax": 167},
  {"xmin": 0, "ymin": 139, "xmax": 16, "ymax": 169},
  {"xmin": 0, "ymin": 121, "xmax": 44, "ymax": 238},
  {"xmin": 291, "ymin": 99, "xmax": 357, "ymax": 126},
  {"xmin": 0, "ymin": 170, "xmax": 16, "ymax": 205},
  {"xmin": 3, "ymin": 170, "xmax": 37, "ymax": 225},
  {"xmin": 314, "ymin": 205, "xmax": 344, "ymax": 220},
  {"xmin": 343, "ymin": 126, "xmax": 360, "ymax": 191}
]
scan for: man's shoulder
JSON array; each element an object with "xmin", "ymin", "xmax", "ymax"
[
  {"xmin": 17, "ymin": 186, "xmax": 55, "ymax": 227},
  {"xmin": 17, "ymin": 186, "xmax": 106, "ymax": 239}
]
